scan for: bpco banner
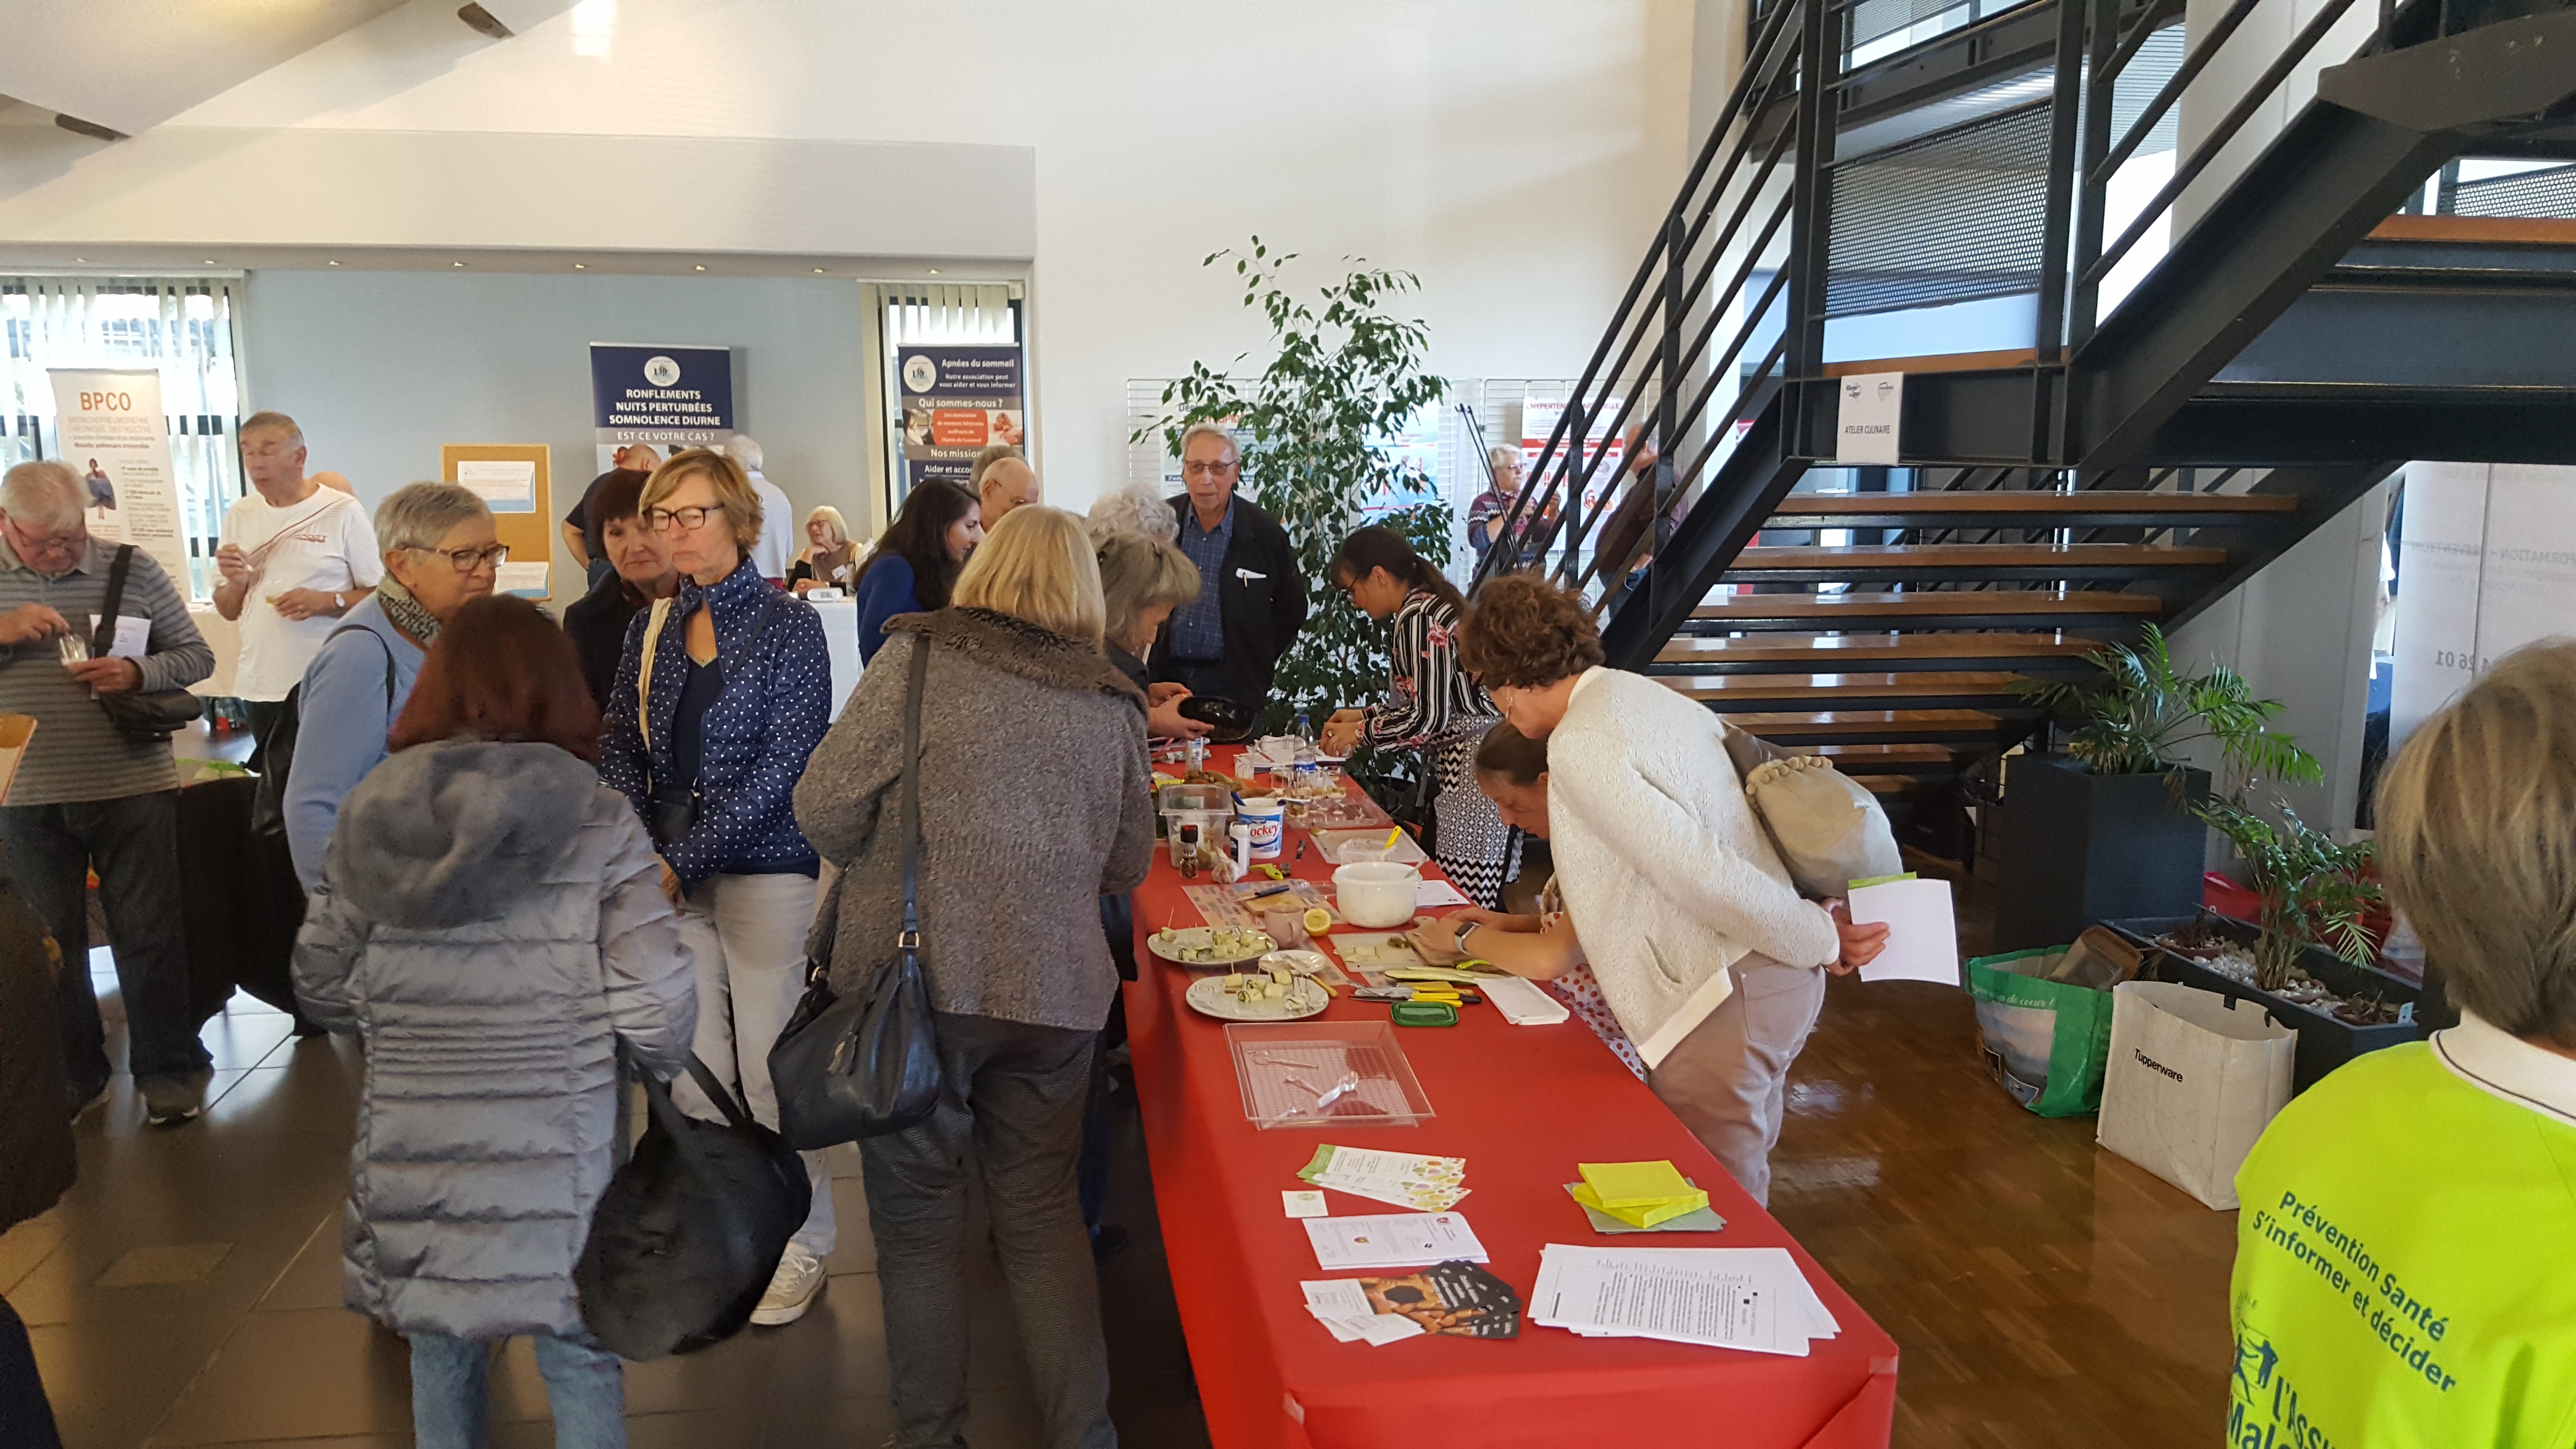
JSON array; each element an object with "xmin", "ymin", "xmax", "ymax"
[
  {"xmin": 588, "ymin": 344, "xmax": 736, "ymax": 470},
  {"xmin": 896, "ymin": 344, "xmax": 1023, "ymax": 492},
  {"xmin": 46, "ymin": 369, "xmax": 193, "ymax": 589}
]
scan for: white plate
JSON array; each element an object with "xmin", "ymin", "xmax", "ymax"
[
  {"xmin": 1186, "ymin": 974, "xmax": 1330, "ymax": 1021},
  {"xmin": 1148, "ymin": 924, "xmax": 1280, "ymax": 967}
]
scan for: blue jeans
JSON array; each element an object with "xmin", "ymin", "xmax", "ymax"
[
  {"xmin": 0, "ymin": 790, "xmax": 207, "ymax": 1091},
  {"xmin": 408, "ymin": 1333, "xmax": 624, "ymax": 1449}
]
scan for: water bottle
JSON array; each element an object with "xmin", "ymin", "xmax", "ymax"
[{"xmin": 1293, "ymin": 710, "xmax": 1315, "ymax": 752}]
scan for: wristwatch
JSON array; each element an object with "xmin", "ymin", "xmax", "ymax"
[
  {"xmin": 333, "ymin": 592, "xmax": 347, "ymax": 612},
  {"xmin": 1453, "ymin": 920, "xmax": 1481, "ymax": 951}
]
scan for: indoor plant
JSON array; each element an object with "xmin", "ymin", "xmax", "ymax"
[
  {"xmin": 1992, "ymin": 624, "xmax": 2321, "ymax": 950},
  {"xmin": 1136, "ymin": 240, "xmax": 1454, "ymax": 778},
  {"xmin": 2190, "ymin": 796, "xmax": 2380, "ymax": 994}
]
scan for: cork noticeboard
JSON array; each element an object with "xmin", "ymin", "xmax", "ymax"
[{"xmin": 440, "ymin": 444, "xmax": 552, "ymax": 600}]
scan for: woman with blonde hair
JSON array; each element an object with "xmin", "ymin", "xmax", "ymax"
[
  {"xmin": 786, "ymin": 504, "xmax": 861, "ymax": 595},
  {"xmin": 596, "ymin": 447, "xmax": 837, "ymax": 1326},
  {"xmin": 2229, "ymin": 640, "xmax": 2576, "ymax": 1447},
  {"xmin": 796, "ymin": 504, "xmax": 1154, "ymax": 1449},
  {"xmin": 1095, "ymin": 529, "xmax": 1209, "ymax": 740}
]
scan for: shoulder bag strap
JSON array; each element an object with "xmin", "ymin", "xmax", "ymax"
[
  {"xmin": 898, "ymin": 632, "xmax": 929, "ymax": 955},
  {"xmin": 634, "ymin": 597, "xmax": 676, "ymax": 751},
  {"xmin": 94, "ymin": 545, "xmax": 136, "ymax": 657}
]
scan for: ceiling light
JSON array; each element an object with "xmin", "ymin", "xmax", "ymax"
[
  {"xmin": 574, "ymin": 263, "xmax": 586, "ymax": 269},
  {"xmin": 327, "ymin": 260, "xmax": 339, "ymax": 266},
  {"xmin": 203, "ymin": 259, "xmax": 215, "ymax": 265},
  {"xmin": 73, "ymin": 257, "xmax": 85, "ymax": 263},
  {"xmin": 694, "ymin": 265, "xmax": 706, "ymax": 272},
  {"xmin": 812, "ymin": 268, "xmax": 825, "ymax": 274},
  {"xmin": 928, "ymin": 267, "xmax": 940, "ymax": 275},
  {"xmin": 453, "ymin": 261, "xmax": 466, "ymax": 268}
]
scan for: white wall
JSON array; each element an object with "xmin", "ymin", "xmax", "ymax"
[
  {"xmin": 240, "ymin": 268, "xmax": 868, "ymax": 600},
  {"xmin": 2169, "ymin": 480, "xmax": 2389, "ymax": 837},
  {"xmin": 7, "ymin": 0, "xmax": 1703, "ymax": 515}
]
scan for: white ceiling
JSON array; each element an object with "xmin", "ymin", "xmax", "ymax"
[{"xmin": 0, "ymin": 0, "xmax": 572, "ymax": 138}]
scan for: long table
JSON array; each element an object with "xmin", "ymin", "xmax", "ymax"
[{"xmin": 1125, "ymin": 753, "xmax": 1900, "ymax": 1449}]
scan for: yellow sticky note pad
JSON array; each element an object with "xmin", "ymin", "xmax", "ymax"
[
  {"xmin": 1578, "ymin": 1160, "xmax": 1698, "ymax": 1209},
  {"xmin": 1570, "ymin": 1183, "xmax": 1711, "ymax": 1228}
]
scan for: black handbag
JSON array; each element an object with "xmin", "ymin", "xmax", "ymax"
[
  {"xmin": 91, "ymin": 546, "xmax": 204, "ymax": 743},
  {"xmin": 767, "ymin": 635, "xmax": 944, "ymax": 1149},
  {"xmin": 574, "ymin": 1052, "xmax": 811, "ymax": 1360}
]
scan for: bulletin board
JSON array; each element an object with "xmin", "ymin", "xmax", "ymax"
[{"xmin": 440, "ymin": 444, "xmax": 553, "ymax": 600}]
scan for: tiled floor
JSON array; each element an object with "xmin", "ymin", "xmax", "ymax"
[
  {"xmin": 12, "ymin": 871, "xmax": 2238, "ymax": 1449},
  {"xmin": 8, "ymin": 959, "xmax": 1208, "ymax": 1449}
]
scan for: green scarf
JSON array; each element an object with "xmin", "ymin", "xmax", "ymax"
[{"xmin": 377, "ymin": 575, "xmax": 441, "ymax": 646}]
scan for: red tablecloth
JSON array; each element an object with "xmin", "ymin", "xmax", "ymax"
[{"xmin": 1125, "ymin": 752, "xmax": 1899, "ymax": 1449}]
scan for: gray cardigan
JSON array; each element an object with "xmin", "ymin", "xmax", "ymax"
[
  {"xmin": 795, "ymin": 609, "xmax": 1155, "ymax": 1033},
  {"xmin": 294, "ymin": 740, "xmax": 697, "ymax": 1339}
]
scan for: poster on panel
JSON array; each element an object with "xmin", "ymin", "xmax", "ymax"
[
  {"xmin": 588, "ymin": 344, "xmax": 735, "ymax": 471},
  {"xmin": 45, "ymin": 369, "xmax": 193, "ymax": 590},
  {"xmin": 897, "ymin": 344, "xmax": 1023, "ymax": 493}
]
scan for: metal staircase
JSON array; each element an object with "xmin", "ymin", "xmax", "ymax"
[{"xmin": 1473, "ymin": 0, "xmax": 2576, "ymax": 852}]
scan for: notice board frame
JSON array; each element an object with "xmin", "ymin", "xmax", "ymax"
[{"xmin": 439, "ymin": 444, "xmax": 552, "ymax": 601}]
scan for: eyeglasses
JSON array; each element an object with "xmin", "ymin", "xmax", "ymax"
[
  {"xmin": 409, "ymin": 543, "xmax": 509, "ymax": 573},
  {"xmin": 1181, "ymin": 459, "xmax": 1239, "ymax": 479},
  {"xmin": 644, "ymin": 505, "xmax": 723, "ymax": 533}
]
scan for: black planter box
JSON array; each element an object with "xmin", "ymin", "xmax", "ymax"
[
  {"xmin": 1991, "ymin": 755, "xmax": 2211, "ymax": 953},
  {"xmin": 2104, "ymin": 915, "xmax": 2426, "ymax": 1096}
]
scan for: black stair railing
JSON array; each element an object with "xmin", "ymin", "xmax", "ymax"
[
  {"xmin": 1469, "ymin": 0, "xmax": 1833, "ymax": 611},
  {"xmin": 1481, "ymin": 0, "xmax": 2573, "ymax": 666}
]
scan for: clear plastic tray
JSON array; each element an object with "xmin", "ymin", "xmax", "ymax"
[
  {"xmin": 1226, "ymin": 1021, "xmax": 1435, "ymax": 1129},
  {"xmin": 1301, "ymin": 792, "xmax": 1393, "ymax": 829}
]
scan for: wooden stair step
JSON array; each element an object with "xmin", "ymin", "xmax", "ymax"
[
  {"xmin": 1654, "ymin": 632, "xmax": 2099, "ymax": 674},
  {"xmin": 1765, "ymin": 491, "xmax": 2295, "ymax": 529},
  {"xmin": 1688, "ymin": 589, "xmax": 2160, "ymax": 632},
  {"xmin": 1848, "ymin": 775, "xmax": 1922, "ymax": 797},
  {"xmin": 1809, "ymin": 742, "xmax": 1964, "ymax": 776},
  {"xmin": 1726, "ymin": 544, "xmax": 2228, "ymax": 583},
  {"xmin": 1721, "ymin": 709, "xmax": 2007, "ymax": 746},
  {"xmin": 1667, "ymin": 671, "xmax": 2040, "ymax": 711}
]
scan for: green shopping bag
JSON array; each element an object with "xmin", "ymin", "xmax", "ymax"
[{"xmin": 1966, "ymin": 939, "xmax": 2127, "ymax": 1118}]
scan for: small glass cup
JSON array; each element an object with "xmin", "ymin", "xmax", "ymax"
[{"xmin": 56, "ymin": 631, "xmax": 89, "ymax": 665}]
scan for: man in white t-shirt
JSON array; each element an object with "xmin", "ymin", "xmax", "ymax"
[
  {"xmin": 724, "ymin": 435, "xmax": 796, "ymax": 584},
  {"xmin": 214, "ymin": 411, "xmax": 382, "ymax": 760}
]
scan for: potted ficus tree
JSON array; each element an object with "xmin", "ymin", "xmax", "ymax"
[
  {"xmin": 1992, "ymin": 623, "xmax": 2321, "ymax": 951},
  {"xmin": 2109, "ymin": 796, "xmax": 2420, "ymax": 1093},
  {"xmin": 1137, "ymin": 239, "xmax": 1454, "ymax": 799}
]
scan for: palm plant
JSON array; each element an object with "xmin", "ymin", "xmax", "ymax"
[
  {"xmin": 2012, "ymin": 623, "xmax": 2322, "ymax": 789},
  {"xmin": 2194, "ymin": 796, "xmax": 2381, "ymax": 992}
]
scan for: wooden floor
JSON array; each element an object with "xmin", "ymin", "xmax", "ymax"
[{"xmin": 1770, "ymin": 971, "xmax": 2237, "ymax": 1449}]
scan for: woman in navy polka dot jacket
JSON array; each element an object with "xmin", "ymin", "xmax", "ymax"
[{"xmin": 596, "ymin": 448, "xmax": 838, "ymax": 1327}]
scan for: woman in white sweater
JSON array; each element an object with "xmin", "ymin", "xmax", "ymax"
[{"xmin": 1455, "ymin": 576, "xmax": 1884, "ymax": 1205}]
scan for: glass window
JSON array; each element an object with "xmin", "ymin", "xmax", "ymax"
[{"xmin": 0, "ymin": 276, "xmax": 244, "ymax": 598}]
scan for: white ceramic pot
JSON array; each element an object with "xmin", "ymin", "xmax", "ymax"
[{"xmin": 1334, "ymin": 860, "xmax": 1419, "ymax": 929}]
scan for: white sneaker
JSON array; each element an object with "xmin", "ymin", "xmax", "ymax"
[{"xmin": 750, "ymin": 1245, "xmax": 825, "ymax": 1326}]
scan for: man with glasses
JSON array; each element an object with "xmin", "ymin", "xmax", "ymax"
[
  {"xmin": 281, "ymin": 483, "xmax": 499, "ymax": 889},
  {"xmin": 214, "ymin": 412, "xmax": 381, "ymax": 767},
  {"xmin": 0, "ymin": 462, "xmax": 216, "ymax": 1125},
  {"xmin": 1153, "ymin": 424, "xmax": 1307, "ymax": 720}
]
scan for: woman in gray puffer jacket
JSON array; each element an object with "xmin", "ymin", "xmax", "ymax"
[{"xmin": 295, "ymin": 596, "xmax": 696, "ymax": 1449}]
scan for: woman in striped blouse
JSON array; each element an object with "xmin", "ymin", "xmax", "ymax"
[{"xmin": 1320, "ymin": 527, "xmax": 1515, "ymax": 907}]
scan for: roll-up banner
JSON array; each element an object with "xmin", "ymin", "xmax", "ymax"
[
  {"xmin": 589, "ymin": 344, "xmax": 735, "ymax": 470},
  {"xmin": 896, "ymin": 344, "xmax": 1023, "ymax": 493},
  {"xmin": 46, "ymin": 369, "xmax": 193, "ymax": 590}
]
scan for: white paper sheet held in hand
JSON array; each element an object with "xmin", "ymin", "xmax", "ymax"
[
  {"xmin": 1303, "ymin": 1213, "xmax": 1489, "ymax": 1271},
  {"xmin": 1846, "ymin": 876, "xmax": 1960, "ymax": 985}
]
